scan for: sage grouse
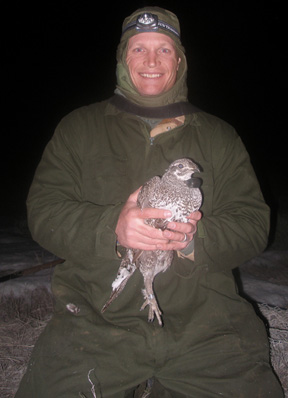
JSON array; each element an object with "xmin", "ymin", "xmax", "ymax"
[{"xmin": 102, "ymin": 158, "xmax": 202, "ymax": 326}]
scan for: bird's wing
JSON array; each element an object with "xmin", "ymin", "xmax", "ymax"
[
  {"xmin": 137, "ymin": 176, "xmax": 161, "ymax": 209},
  {"xmin": 137, "ymin": 176, "xmax": 169, "ymax": 229}
]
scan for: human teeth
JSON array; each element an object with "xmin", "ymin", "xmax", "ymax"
[{"xmin": 141, "ymin": 73, "xmax": 161, "ymax": 78}]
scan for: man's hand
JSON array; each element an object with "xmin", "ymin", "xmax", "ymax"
[
  {"xmin": 161, "ymin": 211, "xmax": 202, "ymax": 251},
  {"xmin": 115, "ymin": 188, "xmax": 202, "ymax": 251}
]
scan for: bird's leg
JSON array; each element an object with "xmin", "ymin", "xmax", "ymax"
[{"xmin": 140, "ymin": 276, "xmax": 163, "ymax": 326}]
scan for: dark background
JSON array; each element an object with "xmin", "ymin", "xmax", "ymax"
[{"xmin": 2, "ymin": 1, "xmax": 287, "ymax": 238}]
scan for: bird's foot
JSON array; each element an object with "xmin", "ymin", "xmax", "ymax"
[{"xmin": 140, "ymin": 292, "xmax": 163, "ymax": 326}]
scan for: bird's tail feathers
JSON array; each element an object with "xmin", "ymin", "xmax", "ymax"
[{"xmin": 101, "ymin": 265, "xmax": 136, "ymax": 313}]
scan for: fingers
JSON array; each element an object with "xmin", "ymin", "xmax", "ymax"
[
  {"xmin": 128, "ymin": 186, "xmax": 142, "ymax": 203},
  {"xmin": 139, "ymin": 207, "xmax": 172, "ymax": 221},
  {"xmin": 165, "ymin": 213, "xmax": 200, "ymax": 238},
  {"xmin": 157, "ymin": 211, "xmax": 202, "ymax": 250},
  {"xmin": 115, "ymin": 196, "xmax": 173, "ymax": 249},
  {"xmin": 157, "ymin": 229, "xmax": 192, "ymax": 251},
  {"xmin": 187, "ymin": 211, "xmax": 202, "ymax": 222},
  {"xmin": 116, "ymin": 189, "xmax": 202, "ymax": 251}
]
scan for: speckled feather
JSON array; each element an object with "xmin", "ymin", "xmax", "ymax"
[{"xmin": 101, "ymin": 158, "xmax": 202, "ymax": 326}]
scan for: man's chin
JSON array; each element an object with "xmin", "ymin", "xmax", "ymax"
[{"xmin": 137, "ymin": 87, "xmax": 166, "ymax": 96}]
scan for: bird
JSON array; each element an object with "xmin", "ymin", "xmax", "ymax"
[{"xmin": 101, "ymin": 158, "xmax": 202, "ymax": 326}]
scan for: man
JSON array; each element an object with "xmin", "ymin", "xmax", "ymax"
[{"xmin": 16, "ymin": 7, "xmax": 283, "ymax": 398}]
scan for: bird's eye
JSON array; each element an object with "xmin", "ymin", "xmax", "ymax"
[{"xmin": 178, "ymin": 164, "xmax": 184, "ymax": 169}]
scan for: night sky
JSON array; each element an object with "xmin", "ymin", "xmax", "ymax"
[{"xmin": 2, "ymin": 1, "xmax": 287, "ymax": 223}]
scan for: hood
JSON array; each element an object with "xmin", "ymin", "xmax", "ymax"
[{"xmin": 115, "ymin": 7, "xmax": 188, "ymax": 108}]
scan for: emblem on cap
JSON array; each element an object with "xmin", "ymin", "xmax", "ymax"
[{"xmin": 136, "ymin": 13, "xmax": 158, "ymax": 31}]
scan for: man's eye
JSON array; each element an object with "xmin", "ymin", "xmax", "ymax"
[
  {"xmin": 160, "ymin": 48, "xmax": 170, "ymax": 54},
  {"xmin": 133, "ymin": 48, "xmax": 144, "ymax": 53}
]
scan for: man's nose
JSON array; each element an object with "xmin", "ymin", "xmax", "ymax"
[{"xmin": 146, "ymin": 51, "xmax": 158, "ymax": 67}]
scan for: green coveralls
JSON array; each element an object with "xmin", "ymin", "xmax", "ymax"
[{"xmin": 16, "ymin": 99, "xmax": 284, "ymax": 397}]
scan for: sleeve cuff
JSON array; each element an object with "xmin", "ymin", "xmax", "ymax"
[
  {"xmin": 177, "ymin": 239, "xmax": 195, "ymax": 262},
  {"xmin": 180, "ymin": 239, "xmax": 194, "ymax": 256}
]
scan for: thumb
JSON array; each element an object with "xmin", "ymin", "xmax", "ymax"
[{"xmin": 128, "ymin": 186, "xmax": 142, "ymax": 203}]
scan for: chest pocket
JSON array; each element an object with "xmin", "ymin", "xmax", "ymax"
[{"xmin": 82, "ymin": 155, "xmax": 130, "ymax": 205}]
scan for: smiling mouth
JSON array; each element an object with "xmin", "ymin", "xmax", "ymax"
[{"xmin": 140, "ymin": 73, "xmax": 162, "ymax": 78}]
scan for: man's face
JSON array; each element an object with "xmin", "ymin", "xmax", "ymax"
[{"xmin": 126, "ymin": 32, "xmax": 181, "ymax": 96}]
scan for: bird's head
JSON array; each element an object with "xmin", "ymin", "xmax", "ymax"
[{"xmin": 163, "ymin": 158, "xmax": 201, "ymax": 186}]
